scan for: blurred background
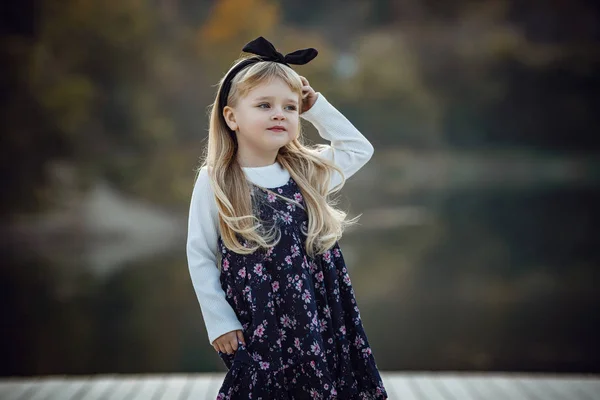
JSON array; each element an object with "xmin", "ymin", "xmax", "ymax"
[{"xmin": 1, "ymin": 0, "xmax": 599, "ymax": 377}]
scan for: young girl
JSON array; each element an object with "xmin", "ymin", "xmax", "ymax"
[{"xmin": 186, "ymin": 37, "xmax": 388, "ymax": 399}]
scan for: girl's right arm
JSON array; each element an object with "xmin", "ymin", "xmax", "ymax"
[
  {"xmin": 186, "ymin": 166, "xmax": 243, "ymax": 345},
  {"xmin": 300, "ymin": 91, "xmax": 375, "ymax": 193}
]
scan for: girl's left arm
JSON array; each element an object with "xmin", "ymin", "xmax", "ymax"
[{"xmin": 300, "ymin": 92, "xmax": 374, "ymax": 192}]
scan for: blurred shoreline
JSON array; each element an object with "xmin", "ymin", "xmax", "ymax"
[{"xmin": 6, "ymin": 147, "xmax": 599, "ymax": 276}]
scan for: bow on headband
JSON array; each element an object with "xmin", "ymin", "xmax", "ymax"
[
  {"xmin": 242, "ymin": 36, "xmax": 318, "ymax": 66},
  {"xmin": 219, "ymin": 36, "xmax": 318, "ymax": 133}
]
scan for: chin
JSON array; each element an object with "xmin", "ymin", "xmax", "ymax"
[
  {"xmin": 270, "ymin": 131, "xmax": 291, "ymax": 141},
  {"xmin": 267, "ymin": 137, "xmax": 292, "ymax": 151}
]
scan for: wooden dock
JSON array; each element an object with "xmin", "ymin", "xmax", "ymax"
[{"xmin": 1, "ymin": 372, "xmax": 598, "ymax": 399}]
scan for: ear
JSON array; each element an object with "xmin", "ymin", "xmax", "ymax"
[{"xmin": 223, "ymin": 106, "xmax": 238, "ymax": 132}]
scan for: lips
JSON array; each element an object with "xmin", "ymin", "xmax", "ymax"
[{"xmin": 268, "ymin": 126, "xmax": 286, "ymax": 132}]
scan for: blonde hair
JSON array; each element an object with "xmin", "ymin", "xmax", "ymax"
[{"xmin": 196, "ymin": 56, "xmax": 359, "ymax": 258}]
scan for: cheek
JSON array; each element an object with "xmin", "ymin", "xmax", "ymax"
[
  {"xmin": 237, "ymin": 111, "xmax": 262, "ymax": 132},
  {"xmin": 290, "ymin": 116, "xmax": 300, "ymax": 132},
  {"xmin": 288, "ymin": 111, "xmax": 299, "ymax": 123}
]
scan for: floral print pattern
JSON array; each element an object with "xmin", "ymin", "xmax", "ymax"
[{"xmin": 216, "ymin": 177, "xmax": 388, "ymax": 399}]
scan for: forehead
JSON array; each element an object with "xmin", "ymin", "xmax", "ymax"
[{"xmin": 245, "ymin": 78, "xmax": 299, "ymax": 100}]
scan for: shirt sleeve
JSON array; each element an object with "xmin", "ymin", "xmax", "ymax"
[
  {"xmin": 186, "ymin": 167, "xmax": 244, "ymax": 345},
  {"xmin": 300, "ymin": 92, "xmax": 375, "ymax": 192}
]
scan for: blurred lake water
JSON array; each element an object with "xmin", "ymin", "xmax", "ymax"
[{"xmin": 2, "ymin": 149, "xmax": 598, "ymax": 375}]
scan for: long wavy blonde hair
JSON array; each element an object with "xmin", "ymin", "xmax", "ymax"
[{"xmin": 196, "ymin": 56, "xmax": 359, "ymax": 258}]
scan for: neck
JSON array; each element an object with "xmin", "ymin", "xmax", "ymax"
[{"xmin": 237, "ymin": 150, "xmax": 279, "ymax": 168}]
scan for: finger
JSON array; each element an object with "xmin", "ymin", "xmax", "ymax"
[
  {"xmin": 231, "ymin": 339, "xmax": 238, "ymax": 352},
  {"xmin": 299, "ymin": 76, "xmax": 308, "ymax": 85},
  {"xmin": 236, "ymin": 331, "xmax": 246, "ymax": 346},
  {"xmin": 224, "ymin": 342, "xmax": 234, "ymax": 355},
  {"xmin": 303, "ymin": 90, "xmax": 315, "ymax": 99}
]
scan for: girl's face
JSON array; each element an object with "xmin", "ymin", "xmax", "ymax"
[{"xmin": 224, "ymin": 77, "xmax": 300, "ymax": 167}]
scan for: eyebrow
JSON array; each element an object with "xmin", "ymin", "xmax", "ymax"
[{"xmin": 253, "ymin": 95, "xmax": 298, "ymax": 104}]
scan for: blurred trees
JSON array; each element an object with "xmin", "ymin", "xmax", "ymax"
[{"xmin": 2, "ymin": 0, "xmax": 599, "ymax": 217}]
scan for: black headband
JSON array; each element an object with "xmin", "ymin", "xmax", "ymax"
[{"xmin": 218, "ymin": 36, "xmax": 318, "ymax": 133}]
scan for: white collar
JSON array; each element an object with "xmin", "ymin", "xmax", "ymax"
[{"xmin": 242, "ymin": 161, "xmax": 291, "ymax": 189}]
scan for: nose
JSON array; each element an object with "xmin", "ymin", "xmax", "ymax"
[{"xmin": 271, "ymin": 108, "xmax": 285, "ymax": 120}]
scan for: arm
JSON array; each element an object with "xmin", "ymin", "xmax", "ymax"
[
  {"xmin": 300, "ymin": 93, "xmax": 375, "ymax": 192},
  {"xmin": 186, "ymin": 167, "xmax": 243, "ymax": 345}
]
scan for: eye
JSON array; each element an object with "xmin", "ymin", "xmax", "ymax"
[
  {"xmin": 258, "ymin": 103, "xmax": 270, "ymax": 108},
  {"xmin": 285, "ymin": 105, "xmax": 298, "ymax": 111}
]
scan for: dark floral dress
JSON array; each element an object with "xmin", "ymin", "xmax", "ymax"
[{"xmin": 216, "ymin": 177, "xmax": 388, "ymax": 399}]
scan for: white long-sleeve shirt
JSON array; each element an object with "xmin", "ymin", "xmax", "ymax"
[{"xmin": 186, "ymin": 92, "xmax": 374, "ymax": 345}]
